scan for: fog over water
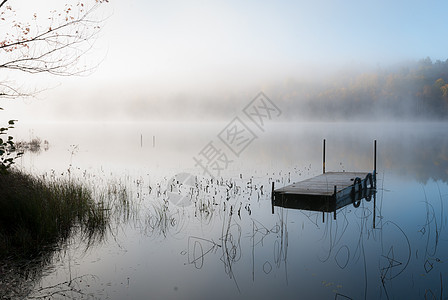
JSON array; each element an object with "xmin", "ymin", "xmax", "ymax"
[
  {"xmin": 3, "ymin": 1, "xmax": 448, "ymax": 123},
  {"xmin": 4, "ymin": 121, "xmax": 448, "ymax": 299}
]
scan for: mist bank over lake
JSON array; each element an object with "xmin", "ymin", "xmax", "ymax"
[
  {"xmin": 5, "ymin": 57, "xmax": 448, "ymax": 122},
  {"xmin": 285, "ymin": 57, "xmax": 448, "ymax": 121}
]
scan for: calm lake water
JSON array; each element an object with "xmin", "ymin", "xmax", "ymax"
[{"xmin": 6, "ymin": 121, "xmax": 448, "ymax": 299}]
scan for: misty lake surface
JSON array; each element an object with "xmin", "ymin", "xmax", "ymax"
[{"xmin": 8, "ymin": 121, "xmax": 448, "ymax": 299}]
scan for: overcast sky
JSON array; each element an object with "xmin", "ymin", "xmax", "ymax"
[{"xmin": 3, "ymin": 0, "xmax": 448, "ymax": 122}]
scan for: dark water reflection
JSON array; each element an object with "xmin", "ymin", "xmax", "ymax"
[{"xmin": 3, "ymin": 122, "xmax": 447, "ymax": 299}]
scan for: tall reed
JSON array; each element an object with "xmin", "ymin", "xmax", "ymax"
[{"xmin": 0, "ymin": 170, "xmax": 109, "ymax": 258}]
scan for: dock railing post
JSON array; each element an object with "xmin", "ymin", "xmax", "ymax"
[
  {"xmin": 323, "ymin": 139, "xmax": 326, "ymax": 174},
  {"xmin": 333, "ymin": 185, "xmax": 337, "ymax": 220},
  {"xmin": 373, "ymin": 140, "xmax": 377, "ymax": 188}
]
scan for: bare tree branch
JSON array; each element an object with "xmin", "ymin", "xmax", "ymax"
[
  {"xmin": 0, "ymin": 1, "xmax": 108, "ymax": 99},
  {"xmin": 0, "ymin": 0, "xmax": 8, "ymax": 9},
  {"xmin": 0, "ymin": 82, "xmax": 31, "ymax": 98}
]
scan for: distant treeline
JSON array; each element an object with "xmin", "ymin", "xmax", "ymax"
[
  {"xmin": 85, "ymin": 57, "xmax": 448, "ymax": 121},
  {"xmin": 284, "ymin": 57, "xmax": 448, "ymax": 120}
]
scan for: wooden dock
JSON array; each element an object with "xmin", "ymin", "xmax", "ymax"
[
  {"xmin": 274, "ymin": 171, "xmax": 371, "ymax": 197},
  {"xmin": 271, "ymin": 140, "xmax": 377, "ymax": 215},
  {"xmin": 272, "ymin": 172, "xmax": 375, "ymax": 211}
]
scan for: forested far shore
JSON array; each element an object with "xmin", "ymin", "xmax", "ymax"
[
  {"xmin": 111, "ymin": 57, "xmax": 448, "ymax": 122},
  {"xmin": 280, "ymin": 57, "xmax": 448, "ymax": 120}
]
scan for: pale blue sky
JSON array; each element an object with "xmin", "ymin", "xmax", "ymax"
[{"xmin": 99, "ymin": 0, "xmax": 448, "ymax": 84}]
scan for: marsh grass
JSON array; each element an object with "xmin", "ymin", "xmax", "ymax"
[
  {"xmin": 0, "ymin": 169, "xmax": 138, "ymax": 299},
  {"xmin": 0, "ymin": 170, "xmax": 109, "ymax": 259}
]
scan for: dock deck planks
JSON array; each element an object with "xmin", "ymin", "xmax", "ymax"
[{"xmin": 274, "ymin": 172, "xmax": 370, "ymax": 196}]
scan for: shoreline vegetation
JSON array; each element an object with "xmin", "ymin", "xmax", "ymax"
[
  {"xmin": 0, "ymin": 167, "xmax": 132, "ymax": 299},
  {"xmin": 15, "ymin": 138, "xmax": 49, "ymax": 154},
  {"xmin": 0, "ymin": 169, "xmax": 110, "ymax": 259}
]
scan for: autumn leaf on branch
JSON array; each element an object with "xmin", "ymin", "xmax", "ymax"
[{"xmin": 0, "ymin": 0, "xmax": 109, "ymax": 98}]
